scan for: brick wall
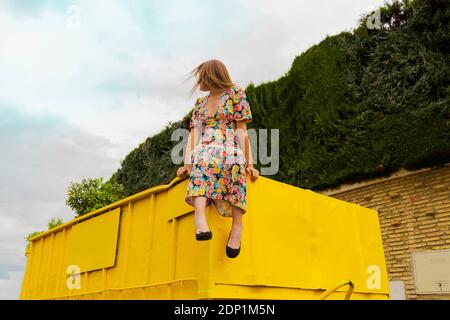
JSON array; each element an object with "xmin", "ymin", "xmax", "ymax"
[{"xmin": 320, "ymin": 164, "xmax": 450, "ymax": 300}]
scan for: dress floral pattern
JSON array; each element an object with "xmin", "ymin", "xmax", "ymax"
[{"xmin": 185, "ymin": 84, "xmax": 253, "ymax": 217}]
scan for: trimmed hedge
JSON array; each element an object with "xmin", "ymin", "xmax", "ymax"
[{"xmin": 113, "ymin": 0, "xmax": 450, "ymax": 196}]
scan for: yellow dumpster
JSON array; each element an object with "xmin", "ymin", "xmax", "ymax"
[{"xmin": 20, "ymin": 176, "xmax": 390, "ymax": 300}]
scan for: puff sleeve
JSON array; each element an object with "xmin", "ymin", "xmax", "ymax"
[
  {"xmin": 233, "ymin": 85, "xmax": 252, "ymax": 123},
  {"xmin": 189, "ymin": 98, "xmax": 200, "ymax": 128}
]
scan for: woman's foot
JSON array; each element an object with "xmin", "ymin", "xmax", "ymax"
[
  {"xmin": 227, "ymin": 225, "xmax": 242, "ymax": 249},
  {"xmin": 193, "ymin": 197, "xmax": 210, "ymax": 234},
  {"xmin": 196, "ymin": 229, "xmax": 212, "ymax": 241},
  {"xmin": 226, "ymin": 226, "xmax": 242, "ymax": 258},
  {"xmin": 195, "ymin": 214, "xmax": 210, "ymax": 234},
  {"xmin": 194, "ymin": 213, "xmax": 212, "ymax": 241}
]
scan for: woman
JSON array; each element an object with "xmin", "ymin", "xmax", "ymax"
[{"xmin": 177, "ymin": 59, "xmax": 259, "ymax": 258}]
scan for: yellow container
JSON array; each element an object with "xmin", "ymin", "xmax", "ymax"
[{"xmin": 20, "ymin": 176, "xmax": 390, "ymax": 300}]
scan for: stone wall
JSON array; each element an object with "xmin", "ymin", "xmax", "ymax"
[{"xmin": 320, "ymin": 164, "xmax": 450, "ymax": 299}]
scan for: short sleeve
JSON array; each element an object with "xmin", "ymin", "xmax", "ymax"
[
  {"xmin": 233, "ymin": 86, "xmax": 252, "ymax": 122},
  {"xmin": 189, "ymin": 98, "xmax": 200, "ymax": 128}
]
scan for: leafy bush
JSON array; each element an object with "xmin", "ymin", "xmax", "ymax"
[
  {"xmin": 26, "ymin": 177, "xmax": 125, "ymax": 242},
  {"xmin": 25, "ymin": 218, "xmax": 64, "ymax": 242},
  {"xmin": 66, "ymin": 177, "xmax": 125, "ymax": 217},
  {"xmin": 114, "ymin": 121, "xmax": 186, "ymax": 196}
]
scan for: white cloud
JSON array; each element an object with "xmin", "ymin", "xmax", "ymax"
[
  {"xmin": 0, "ymin": 109, "xmax": 120, "ymax": 299},
  {"xmin": 0, "ymin": 271, "xmax": 24, "ymax": 300}
]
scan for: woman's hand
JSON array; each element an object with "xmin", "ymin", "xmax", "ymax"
[
  {"xmin": 177, "ymin": 164, "xmax": 192, "ymax": 179},
  {"xmin": 245, "ymin": 165, "xmax": 259, "ymax": 182}
]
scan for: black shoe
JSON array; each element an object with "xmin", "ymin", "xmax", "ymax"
[
  {"xmin": 196, "ymin": 229, "xmax": 212, "ymax": 241},
  {"xmin": 226, "ymin": 230, "xmax": 241, "ymax": 258}
]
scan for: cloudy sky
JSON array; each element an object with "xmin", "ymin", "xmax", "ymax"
[{"xmin": 0, "ymin": 0, "xmax": 385, "ymax": 299}]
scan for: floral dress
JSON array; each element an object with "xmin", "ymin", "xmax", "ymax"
[{"xmin": 185, "ymin": 84, "xmax": 253, "ymax": 217}]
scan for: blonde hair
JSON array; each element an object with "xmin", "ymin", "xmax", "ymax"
[{"xmin": 188, "ymin": 59, "xmax": 234, "ymax": 95}]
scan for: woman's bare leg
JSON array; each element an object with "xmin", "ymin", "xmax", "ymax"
[
  {"xmin": 192, "ymin": 196, "xmax": 210, "ymax": 233},
  {"xmin": 228, "ymin": 205, "xmax": 243, "ymax": 248}
]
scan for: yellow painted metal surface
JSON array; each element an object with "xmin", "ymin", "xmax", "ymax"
[
  {"xmin": 66, "ymin": 208, "xmax": 121, "ymax": 273},
  {"xmin": 20, "ymin": 176, "xmax": 390, "ymax": 300}
]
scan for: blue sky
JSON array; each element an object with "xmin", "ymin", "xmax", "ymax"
[{"xmin": 0, "ymin": 0, "xmax": 386, "ymax": 299}]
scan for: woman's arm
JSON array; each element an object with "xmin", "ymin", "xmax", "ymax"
[
  {"xmin": 184, "ymin": 126, "xmax": 201, "ymax": 164},
  {"xmin": 235, "ymin": 120, "xmax": 252, "ymax": 166},
  {"xmin": 235, "ymin": 121, "xmax": 259, "ymax": 182},
  {"xmin": 177, "ymin": 127, "xmax": 197, "ymax": 178}
]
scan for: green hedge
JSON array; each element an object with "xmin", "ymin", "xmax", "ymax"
[{"xmin": 113, "ymin": 0, "xmax": 450, "ymax": 196}]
